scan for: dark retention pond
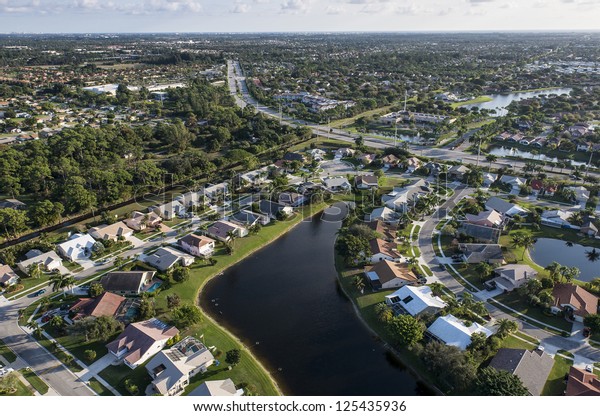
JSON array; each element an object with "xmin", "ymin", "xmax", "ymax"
[
  {"xmin": 200, "ymin": 204, "xmax": 431, "ymax": 396},
  {"xmin": 530, "ymin": 238, "xmax": 600, "ymax": 282}
]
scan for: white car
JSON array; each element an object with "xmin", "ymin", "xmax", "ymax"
[{"xmin": 585, "ymin": 364, "xmax": 594, "ymax": 373}]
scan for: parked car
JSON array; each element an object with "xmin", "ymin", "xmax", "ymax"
[
  {"xmin": 34, "ymin": 289, "xmax": 46, "ymax": 297},
  {"xmin": 439, "ymin": 264, "xmax": 446, "ymax": 271},
  {"xmin": 583, "ymin": 327, "xmax": 591, "ymax": 338},
  {"xmin": 42, "ymin": 313, "xmax": 55, "ymax": 323},
  {"xmin": 585, "ymin": 364, "xmax": 594, "ymax": 373}
]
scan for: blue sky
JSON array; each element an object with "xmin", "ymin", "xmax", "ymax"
[{"xmin": 0, "ymin": 0, "xmax": 599, "ymax": 33}]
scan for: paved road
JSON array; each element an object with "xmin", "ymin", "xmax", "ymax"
[
  {"xmin": 0, "ymin": 295, "xmax": 94, "ymax": 396},
  {"xmin": 227, "ymin": 60, "xmax": 597, "ymax": 183}
]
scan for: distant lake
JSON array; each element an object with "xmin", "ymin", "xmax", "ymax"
[
  {"xmin": 488, "ymin": 146, "xmax": 588, "ymax": 167},
  {"xmin": 463, "ymin": 88, "xmax": 573, "ymax": 117},
  {"xmin": 530, "ymin": 238, "xmax": 600, "ymax": 282}
]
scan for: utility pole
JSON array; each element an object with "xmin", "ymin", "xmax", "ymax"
[
  {"xmin": 404, "ymin": 91, "xmax": 408, "ymax": 113},
  {"xmin": 394, "ymin": 122, "xmax": 398, "ymax": 148}
]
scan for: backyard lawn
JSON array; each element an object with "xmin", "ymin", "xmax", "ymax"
[
  {"xmin": 542, "ymin": 355, "xmax": 572, "ymax": 396},
  {"xmin": 44, "ymin": 324, "xmax": 110, "ymax": 365},
  {"xmin": 492, "ymin": 293, "xmax": 572, "ymax": 333}
]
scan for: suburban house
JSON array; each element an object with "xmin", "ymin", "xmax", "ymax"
[
  {"xmin": 178, "ymin": 234, "xmax": 216, "ymax": 258},
  {"xmin": 385, "ymin": 285, "xmax": 446, "ymax": 317},
  {"xmin": 322, "ymin": 176, "xmax": 351, "ymax": 193},
  {"xmin": 541, "ymin": 209, "xmax": 573, "ymax": 228},
  {"xmin": 364, "ymin": 260, "xmax": 420, "ymax": 290},
  {"xmin": 358, "ymin": 153, "xmax": 377, "ymax": 165},
  {"xmin": 482, "ymin": 173, "xmax": 498, "ymax": 188},
  {"xmin": 69, "ymin": 292, "xmax": 127, "ymax": 321},
  {"xmin": 404, "ymin": 157, "xmax": 421, "ymax": 173},
  {"xmin": 57, "ymin": 233, "xmax": 96, "ymax": 261},
  {"xmin": 0, "ymin": 264, "xmax": 19, "ymax": 288},
  {"xmin": 203, "ymin": 182, "xmax": 229, "ymax": 201},
  {"xmin": 230, "ymin": 210, "xmax": 269, "ymax": 227},
  {"xmin": 258, "ymin": 200, "xmax": 293, "ymax": 219},
  {"xmin": 490, "ymin": 264, "xmax": 537, "ymax": 292},
  {"xmin": 176, "ymin": 191, "xmax": 207, "ymax": 210},
  {"xmin": 334, "ymin": 147, "xmax": 355, "ymax": 159},
  {"xmin": 144, "ymin": 247, "xmax": 195, "ymax": 272},
  {"xmin": 205, "ymin": 220, "xmax": 249, "ymax": 242},
  {"xmin": 459, "ymin": 223, "xmax": 502, "ymax": 244},
  {"xmin": 382, "ymin": 180, "xmax": 430, "ymax": 213},
  {"xmin": 368, "ymin": 207, "xmax": 398, "ymax": 224},
  {"xmin": 237, "ymin": 167, "xmax": 269, "ymax": 187},
  {"xmin": 489, "ymin": 348, "xmax": 554, "ymax": 396},
  {"xmin": 0, "ymin": 198, "xmax": 26, "ymax": 210},
  {"xmin": 498, "ymin": 175, "xmax": 527, "ymax": 192},
  {"xmin": 369, "ymin": 238, "xmax": 402, "ymax": 263},
  {"xmin": 565, "ymin": 366, "xmax": 600, "ymax": 396},
  {"xmin": 568, "ymin": 186, "xmax": 590, "ymax": 206},
  {"xmin": 382, "ymin": 154, "xmax": 400, "ymax": 168},
  {"xmin": 106, "ymin": 318, "xmax": 179, "ymax": 369},
  {"xmin": 459, "ymin": 244, "xmax": 504, "ymax": 264},
  {"xmin": 485, "ymin": 197, "xmax": 528, "ymax": 217},
  {"xmin": 278, "ymin": 192, "xmax": 306, "ymax": 207},
  {"xmin": 145, "ymin": 337, "xmax": 215, "ymax": 396},
  {"xmin": 100, "ymin": 271, "xmax": 156, "ymax": 296},
  {"xmin": 16, "ymin": 250, "xmax": 62, "ymax": 274},
  {"xmin": 150, "ymin": 200, "xmax": 185, "ymax": 220},
  {"xmin": 530, "ymin": 179, "xmax": 556, "ymax": 197},
  {"xmin": 89, "ymin": 221, "xmax": 134, "ymax": 241},
  {"xmin": 307, "ymin": 148, "xmax": 326, "ymax": 161},
  {"xmin": 581, "ymin": 221, "xmax": 598, "ymax": 237},
  {"xmin": 354, "ymin": 175, "xmax": 379, "ymax": 190},
  {"xmin": 447, "ymin": 165, "xmax": 470, "ymax": 181},
  {"xmin": 188, "ymin": 379, "xmax": 244, "ymax": 396},
  {"xmin": 124, "ymin": 211, "xmax": 162, "ymax": 231},
  {"xmin": 427, "ymin": 314, "xmax": 494, "ymax": 350},
  {"xmin": 367, "ymin": 220, "xmax": 397, "ymax": 242},
  {"xmin": 465, "ymin": 210, "xmax": 503, "ymax": 228},
  {"xmin": 551, "ymin": 283, "xmax": 599, "ymax": 322}
]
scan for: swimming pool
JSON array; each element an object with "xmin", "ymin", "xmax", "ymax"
[
  {"xmin": 124, "ymin": 306, "xmax": 138, "ymax": 320},
  {"xmin": 146, "ymin": 282, "xmax": 162, "ymax": 293}
]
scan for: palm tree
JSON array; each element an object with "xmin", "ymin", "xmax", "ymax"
[
  {"xmin": 562, "ymin": 266, "xmax": 580, "ymax": 283},
  {"xmin": 226, "ymin": 230, "xmax": 237, "ymax": 251},
  {"xmin": 511, "ymin": 233, "xmax": 536, "ymax": 260},
  {"xmin": 474, "ymin": 262, "xmax": 493, "ymax": 282},
  {"xmin": 50, "ymin": 274, "xmax": 76, "ymax": 298},
  {"xmin": 28, "ymin": 263, "xmax": 42, "ymax": 279},
  {"xmin": 587, "ymin": 277, "xmax": 600, "ymax": 292},
  {"xmin": 586, "ymin": 248, "xmax": 600, "ymax": 262},
  {"xmin": 429, "ymin": 282, "xmax": 446, "ymax": 297},
  {"xmin": 545, "ymin": 261, "xmax": 563, "ymax": 282},
  {"xmin": 486, "ymin": 154, "xmax": 497, "ymax": 170},
  {"xmin": 353, "ymin": 276, "xmax": 365, "ymax": 294},
  {"xmin": 495, "ymin": 318, "xmax": 518, "ymax": 338}
]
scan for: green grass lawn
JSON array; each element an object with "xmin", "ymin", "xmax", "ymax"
[
  {"xmin": 20, "ymin": 368, "xmax": 49, "ymax": 395},
  {"xmin": 88, "ymin": 377, "xmax": 114, "ymax": 396},
  {"xmin": 99, "ymin": 363, "xmax": 152, "ymax": 396},
  {"xmin": 0, "ymin": 377, "xmax": 34, "ymax": 396},
  {"xmin": 500, "ymin": 333, "xmax": 538, "ymax": 350},
  {"xmin": 0, "ymin": 339, "xmax": 17, "ymax": 363},
  {"xmin": 44, "ymin": 325, "xmax": 109, "ymax": 365},
  {"xmin": 542, "ymin": 355, "xmax": 572, "ymax": 396},
  {"xmin": 453, "ymin": 263, "xmax": 486, "ymax": 290},
  {"xmin": 491, "ymin": 293, "xmax": 572, "ymax": 333},
  {"xmin": 33, "ymin": 333, "xmax": 83, "ymax": 373},
  {"xmin": 420, "ymin": 264, "xmax": 433, "ymax": 277},
  {"xmin": 14, "ymin": 273, "xmax": 53, "ymax": 293}
]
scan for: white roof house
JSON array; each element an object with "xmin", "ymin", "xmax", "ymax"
[
  {"xmin": 427, "ymin": 314, "xmax": 494, "ymax": 350},
  {"xmin": 204, "ymin": 182, "xmax": 229, "ymax": 199},
  {"xmin": 499, "ymin": 175, "xmax": 527, "ymax": 190},
  {"xmin": 146, "ymin": 337, "xmax": 215, "ymax": 396},
  {"xmin": 16, "ymin": 250, "xmax": 62, "ymax": 274},
  {"xmin": 368, "ymin": 207, "xmax": 398, "ymax": 223},
  {"xmin": 322, "ymin": 176, "xmax": 351, "ymax": 192},
  {"xmin": 189, "ymin": 379, "xmax": 244, "ymax": 396},
  {"xmin": 541, "ymin": 209, "xmax": 573, "ymax": 227},
  {"xmin": 57, "ymin": 233, "xmax": 96, "ymax": 261},
  {"xmin": 568, "ymin": 186, "xmax": 590, "ymax": 204},
  {"xmin": 385, "ymin": 286, "xmax": 447, "ymax": 316}
]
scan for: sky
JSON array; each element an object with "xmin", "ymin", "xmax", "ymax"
[{"xmin": 0, "ymin": 0, "xmax": 599, "ymax": 33}]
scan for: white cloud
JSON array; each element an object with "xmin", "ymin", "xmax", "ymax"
[
  {"xmin": 232, "ymin": 1, "xmax": 251, "ymax": 13},
  {"xmin": 280, "ymin": 0, "xmax": 311, "ymax": 13}
]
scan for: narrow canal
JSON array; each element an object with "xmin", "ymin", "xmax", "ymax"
[{"xmin": 200, "ymin": 204, "xmax": 430, "ymax": 395}]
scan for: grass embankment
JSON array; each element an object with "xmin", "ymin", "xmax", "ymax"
[
  {"xmin": 101, "ymin": 203, "xmax": 327, "ymax": 396},
  {"xmin": 450, "ymin": 96, "xmax": 492, "ymax": 109},
  {"xmin": 335, "ymin": 255, "xmax": 441, "ymax": 395},
  {"xmin": 0, "ymin": 339, "xmax": 18, "ymax": 363},
  {"xmin": 20, "ymin": 368, "xmax": 49, "ymax": 395}
]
